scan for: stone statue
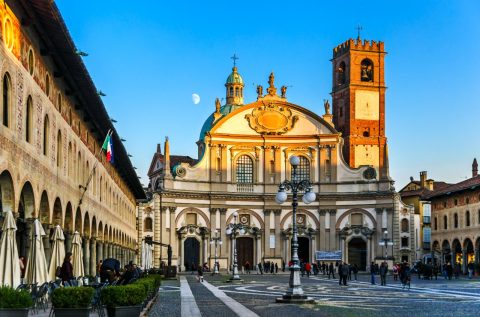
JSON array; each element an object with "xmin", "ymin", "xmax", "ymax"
[
  {"xmin": 256, "ymin": 85, "xmax": 263, "ymax": 98},
  {"xmin": 324, "ymin": 99, "xmax": 331, "ymax": 115},
  {"xmin": 281, "ymin": 86, "xmax": 287, "ymax": 98},
  {"xmin": 268, "ymin": 72, "xmax": 275, "ymax": 88},
  {"xmin": 215, "ymin": 98, "xmax": 221, "ymax": 113}
]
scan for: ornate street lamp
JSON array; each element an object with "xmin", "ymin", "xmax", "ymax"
[
  {"xmin": 380, "ymin": 230, "xmax": 393, "ymax": 262},
  {"xmin": 210, "ymin": 229, "xmax": 222, "ymax": 274},
  {"xmin": 275, "ymin": 155, "xmax": 316, "ymax": 303},
  {"xmin": 226, "ymin": 211, "xmax": 246, "ymax": 282}
]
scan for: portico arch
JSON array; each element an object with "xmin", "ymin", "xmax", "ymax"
[
  {"xmin": 39, "ymin": 191, "xmax": 50, "ymax": 224},
  {"xmin": 0, "ymin": 170, "xmax": 15, "ymax": 213}
]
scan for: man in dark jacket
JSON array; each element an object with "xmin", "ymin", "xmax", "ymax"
[
  {"xmin": 328, "ymin": 262, "xmax": 335, "ymax": 279},
  {"xmin": 341, "ymin": 262, "xmax": 349, "ymax": 286},
  {"xmin": 100, "ymin": 258, "xmax": 121, "ymax": 283},
  {"xmin": 60, "ymin": 252, "xmax": 74, "ymax": 285}
]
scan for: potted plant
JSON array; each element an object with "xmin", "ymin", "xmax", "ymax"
[
  {"xmin": 0, "ymin": 286, "xmax": 33, "ymax": 317},
  {"xmin": 52, "ymin": 287, "xmax": 95, "ymax": 317},
  {"xmin": 101, "ymin": 284, "xmax": 146, "ymax": 317}
]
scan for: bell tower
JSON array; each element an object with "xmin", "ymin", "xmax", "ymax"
[{"xmin": 331, "ymin": 37, "xmax": 388, "ymax": 179}]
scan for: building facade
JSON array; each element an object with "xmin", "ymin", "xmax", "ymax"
[
  {"xmin": 429, "ymin": 159, "xmax": 480, "ymax": 273},
  {"xmin": 0, "ymin": 1, "xmax": 144, "ymax": 275},
  {"xmin": 138, "ymin": 37, "xmax": 414, "ymax": 271}
]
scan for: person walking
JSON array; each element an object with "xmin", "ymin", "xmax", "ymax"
[
  {"xmin": 258, "ymin": 262, "xmax": 263, "ymax": 275},
  {"xmin": 338, "ymin": 262, "xmax": 343, "ymax": 285},
  {"xmin": 380, "ymin": 262, "xmax": 387, "ymax": 286},
  {"xmin": 275, "ymin": 263, "xmax": 279, "ymax": 274},
  {"xmin": 433, "ymin": 263, "xmax": 439, "ymax": 280},
  {"xmin": 353, "ymin": 264, "xmax": 358, "ymax": 281},
  {"xmin": 19, "ymin": 256, "xmax": 26, "ymax": 284},
  {"xmin": 446, "ymin": 262, "xmax": 453, "ymax": 280},
  {"xmin": 370, "ymin": 262, "xmax": 376, "ymax": 285},
  {"xmin": 328, "ymin": 262, "xmax": 335, "ymax": 279},
  {"xmin": 393, "ymin": 263, "xmax": 399, "ymax": 281},
  {"xmin": 197, "ymin": 266, "xmax": 204, "ymax": 282},
  {"xmin": 341, "ymin": 262, "xmax": 349, "ymax": 286},
  {"xmin": 59, "ymin": 252, "xmax": 74, "ymax": 285},
  {"xmin": 468, "ymin": 262, "xmax": 474, "ymax": 279},
  {"xmin": 305, "ymin": 262, "xmax": 312, "ymax": 278}
]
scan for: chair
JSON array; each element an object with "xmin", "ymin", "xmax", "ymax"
[
  {"xmin": 91, "ymin": 283, "xmax": 108, "ymax": 317},
  {"xmin": 31, "ymin": 283, "xmax": 49, "ymax": 313}
]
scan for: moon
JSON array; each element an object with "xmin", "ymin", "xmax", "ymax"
[{"xmin": 192, "ymin": 93, "xmax": 201, "ymax": 105}]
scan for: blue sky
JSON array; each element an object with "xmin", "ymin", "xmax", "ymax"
[{"xmin": 56, "ymin": 0, "xmax": 480, "ymax": 188}]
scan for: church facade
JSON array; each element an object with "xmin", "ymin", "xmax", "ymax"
[{"xmin": 139, "ymin": 38, "xmax": 415, "ymax": 271}]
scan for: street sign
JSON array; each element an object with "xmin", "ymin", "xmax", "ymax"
[{"xmin": 378, "ymin": 241, "xmax": 394, "ymax": 246}]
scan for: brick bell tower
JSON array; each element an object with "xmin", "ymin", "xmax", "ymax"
[{"xmin": 331, "ymin": 36, "xmax": 388, "ymax": 179}]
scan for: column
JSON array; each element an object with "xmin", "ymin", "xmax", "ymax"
[
  {"xmin": 475, "ymin": 248, "xmax": 480, "ymax": 266},
  {"xmin": 367, "ymin": 235, "xmax": 372, "ymax": 264},
  {"xmin": 340, "ymin": 236, "xmax": 346, "ymax": 262},
  {"xmin": 64, "ymin": 231, "xmax": 72, "ymax": 254},
  {"xmin": 97, "ymin": 240, "xmax": 103, "ymax": 263},
  {"xmin": 108, "ymin": 243, "xmax": 113, "ymax": 259},
  {"xmin": 255, "ymin": 235, "xmax": 261, "ymax": 264},
  {"xmin": 160, "ymin": 206, "xmax": 168, "ymax": 261},
  {"xmin": 274, "ymin": 210, "xmax": 281, "ymax": 257},
  {"xmin": 43, "ymin": 224, "xmax": 52, "ymax": 266},
  {"xmin": 90, "ymin": 238, "xmax": 97, "ymax": 276},
  {"xmin": 104, "ymin": 242, "xmax": 109, "ymax": 259},
  {"xmin": 311, "ymin": 236, "xmax": 316, "ymax": 263},
  {"xmin": 264, "ymin": 210, "xmax": 271, "ymax": 258},
  {"xmin": 219, "ymin": 209, "xmax": 228, "ymax": 258},
  {"xmin": 169, "ymin": 207, "xmax": 177, "ymax": 261},
  {"xmin": 179, "ymin": 234, "xmax": 185, "ymax": 271},
  {"xmin": 83, "ymin": 237, "xmax": 90, "ymax": 276}
]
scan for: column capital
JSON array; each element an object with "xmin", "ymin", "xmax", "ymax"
[
  {"xmin": 264, "ymin": 209, "xmax": 272, "ymax": 215},
  {"xmin": 210, "ymin": 208, "xmax": 218, "ymax": 214},
  {"xmin": 161, "ymin": 206, "xmax": 168, "ymax": 212},
  {"xmin": 272, "ymin": 209, "xmax": 282, "ymax": 216},
  {"xmin": 169, "ymin": 206, "xmax": 177, "ymax": 212},
  {"xmin": 219, "ymin": 208, "xmax": 227, "ymax": 215}
]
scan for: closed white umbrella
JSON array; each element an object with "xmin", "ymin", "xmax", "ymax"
[
  {"xmin": 24, "ymin": 219, "xmax": 49, "ymax": 285},
  {"xmin": 141, "ymin": 241, "xmax": 146, "ymax": 269},
  {"xmin": 146, "ymin": 243, "xmax": 153, "ymax": 270},
  {"xmin": 0, "ymin": 210, "xmax": 21, "ymax": 288},
  {"xmin": 48, "ymin": 225, "xmax": 65, "ymax": 281},
  {"xmin": 71, "ymin": 231, "xmax": 84, "ymax": 277}
]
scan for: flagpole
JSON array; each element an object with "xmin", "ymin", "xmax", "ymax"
[{"xmin": 78, "ymin": 129, "xmax": 113, "ymax": 206}]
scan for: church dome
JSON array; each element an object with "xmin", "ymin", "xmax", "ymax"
[{"xmin": 226, "ymin": 66, "xmax": 243, "ymax": 84}]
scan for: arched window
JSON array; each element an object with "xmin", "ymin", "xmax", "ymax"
[
  {"xmin": 25, "ymin": 96, "xmax": 33, "ymax": 143},
  {"xmin": 236, "ymin": 155, "xmax": 253, "ymax": 183},
  {"xmin": 360, "ymin": 59, "xmax": 374, "ymax": 82},
  {"xmin": 229, "ymin": 86, "xmax": 234, "ymax": 97},
  {"xmin": 454, "ymin": 213, "xmax": 458, "ymax": 228},
  {"xmin": 401, "ymin": 219, "xmax": 409, "ymax": 232},
  {"xmin": 28, "ymin": 49, "xmax": 34, "ymax": 75},
  {"xmin": 45, "ymin": 74, "xmax": 50, "ymax": 97},
  {"xmin": 235, "ymin": 87, "xmax": 239, "ymax": 97},
  {"xmin": 291, "ymin": 156, "xmax": 310, "ymax": 181},
  {"xmin": 444, "ymin": 215, "xmax": 448, "ymax": 230},
  {"xmin": 56, "ymin": 130, "xmax": 62, "ymax": 168},
  {"xmin": 144, "ymin": 217, "xmax": 153, "ymax": 231},
  {"xmin": 43, "ymin": 115, "xmax": 49, "ymax": 156},
  {"xmin": 57, "ymin": 94, "xmax": 62, "ymax": 114},
  {"xmin": 466, "ymin": 211, "xmax": 470, "ymax": 227},
  {"xmin": 337, "ymin": 61, "xmax": 346, "ymax": 85},
  {"xmin": 3, "ymin": 73, "xmax": 11, "ymax": 127},
  {"xmin": 434, "ymin": 217, "xmax": 438, "ymax": 230}
]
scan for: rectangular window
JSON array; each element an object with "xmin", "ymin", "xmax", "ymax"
[{"xmin": 401, "ymin": 237, "xmax": 409, "ymax": 248}]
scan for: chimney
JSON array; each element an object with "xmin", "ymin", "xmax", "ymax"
[
  {"xmin": 420, "ymin": 171, "xmax": 427, "ymax": 188},
  {"xmin": 473, "ymin": 158, "xmax": 478, "ymax": 177},
  {"xmin": 426, "ymin": 179, "xmax": 434, "ymax": 191}
]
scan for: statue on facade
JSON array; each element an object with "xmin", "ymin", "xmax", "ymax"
[
  {"xmin": 215, "ymin": 98, "xmax": 221, "ymax": 113},
  {"xmin": 281, "ymin": 86, "xmax": 287, "ymax": 98},
  {"xmin": 256, "ymin": 85, "xmax": 263, "ymax": 98},
  {"xmin": 324, "ymin": 99, "xmax": 331, "ymax": 115}
]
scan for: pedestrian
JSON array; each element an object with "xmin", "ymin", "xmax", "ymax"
[
  {"xmin": 341, "ymin": 262, "xmax": 349, "ymax": 286},
  {"xmin": 197, "ymin": 266, "xmax": 204, "ymax": 282},
  {"xmin": 400, "ymin": 262, "xmax": 411, "ymax": 289},
  {"xmin": 301, "ymin": 262, "xmax": 306, "ymax": 277},
  {"xmin": 348, "ymin": 264, "xmax": 352, "ymax": 281},
  {"xmin": 19, "ymin": 256, "xmax": 26, "ymax": 284},
  {"xmin": 446, "ymin": 262, "xmax": 453, "ymax": 280},
  {"xmin": 100, "ymin": 258, "xmax": 121, "ymax": 283},
  {"xmin": 454, "ymin": 262, "xmax": 460, "ymax": 279},
  {"xmin": 282, "ymin": 260, "xmax": 285, "ymax": 272},
  {"xmin": 353, "ymin": 264, "xmax": 358, "ymax": 281},
  {"xmin": 275, "ymin": 263, "xmax": 279, "ymax": 274},
  {"xmin": 305, "ymin": 262, "xmax": 311, "ymax": 278},
  {"xmin": 393, "ymin": 263, "xmax": 398, "ymax": 281},
  {"xmin": 270, "ymin": 262, "xmax": 274, "ymax": 274},
  {"xmin": 328, "ymin": 262, "xmax": 335, "ymax": 279},
  {"xmin": 245, "ymin": 261, "xmax": 250, "ymax": 274},
  {"xmin": 433, "ymin": 263, "xmax": 438, "ymax": 280},
  {"xmin": 60, "ymin": 252, "xmax": 74, "ymax": 285},
  {"xmin": 370, "ymin": 262, "xmax": 376, "ymax": 285},
  {"xmin": 258, "ymin": 262, "xmax": 263, "ymax": 275},
  {"xmin": 338, "ymin": 262, "xmax": 343, "ymax": 285},
  {"xmin": 468, "ymin": 262, "xmax": 474, "ymax": 279},
  {"xmin": 380, "ymin": 262, "xmax": 387, "ymax": 286},
  {"xmin": 322, "ymin": 262, "xmax": 326, "ymax": 275}
]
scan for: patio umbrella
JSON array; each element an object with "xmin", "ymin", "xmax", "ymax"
[
  {"xmin": 0, "ymin": 210, "xmax": 21, "ymax": 288},
  {"xmin": 48, "ymin": 225, "xmax": 65, "ymax": 281},
  {"xmin": 71, "ymin": 231, "xmax": 84, "ymax": 277},
  {"xmin": 24, "ymin": 219, "xmax": 49, "ymax": 285},
  {"xmin": 141, "ymin": 240, "xmax": 147, "ymax": 269},
  {"xmin": 147, "ymin": 243, "xmax": 153, "ymax": 269}
]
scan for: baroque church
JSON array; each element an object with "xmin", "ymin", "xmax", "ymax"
[{"xmin": 138, "ymin": 37, "xmax": 417, "ymax": 271}]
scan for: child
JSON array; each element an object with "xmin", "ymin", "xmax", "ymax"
[{"xmin": 197, "ymin": 266, "xmax": 204, "ymax": 282}]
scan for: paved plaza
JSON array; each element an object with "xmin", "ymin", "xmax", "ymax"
[{"xmin": 149, "ymin": 273, "xmax": 480, "ymax": 317}]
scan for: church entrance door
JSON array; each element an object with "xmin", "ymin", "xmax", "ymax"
[
  {"xmin": 348, "ymin": 238, "xmax": 367, "ymax": 270},
  {"xmin": 236, "ymin": 237, "xmax": 254, "ymax": 270},
  {"xmin": 297, "ymin": 237, "xmax": 310, "ymax": 263},
  {"xmin": 184, "ymin": 237, "xmax": 200, "ymax": 272}
]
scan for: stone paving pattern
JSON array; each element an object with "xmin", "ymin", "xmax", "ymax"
[{"xmin": 150, "ymin": 273, "xmax": 480, "ymax": 317}]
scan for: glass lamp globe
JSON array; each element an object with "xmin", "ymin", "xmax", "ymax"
[
  {"xmin": 219, "ymin": 240, "xmax": 223, "ymax": 245},
  {"xmin": 305, "ymin": 190, "xmax": 316, "ymax": 203},
  {"xmin": 289, "ymin": 155, "xmax": 300, "ymax": 166},
  {"xmin": 239, "ymin": 228, "xmax": 246, "ymax": 235},
  {"xmin": 226, "ymin": 228, "xmax": 232, "ymax": 235},
  {"xmin": 233, "ymin": 211, "xmax": 239, "ymax": 218},
  {"xmin": 275, "ymin": 191, "xmax": 287, "ymax": 204},
  {"xmin": 210, "ymin": 240, "xmax": 214, "ymax": 244}
]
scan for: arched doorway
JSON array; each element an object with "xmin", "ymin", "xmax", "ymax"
[
  {"xmin": 452, "ymin": 239, "xmax": 462, "ymax": 265},
  {"xmin": 348, "ymin": 238, "xmax": 367, "ymax": 270},
  {"xmin": 184, "ymin": 237, "xmax": 200, "ymax": 271},
  {"xmin": 297, "ymin": 237, "xmax": 310, "ymax": 263},
  {"xmin": 237, "ymin": 237, "xmax": 254, "ymax": 270},
  {"xmin": 442, "ymin": 240, "xmax": 451, "ymax": 264}
]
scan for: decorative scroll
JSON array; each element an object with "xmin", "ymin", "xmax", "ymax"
[{"xmin": 245, "ymin": 103, "xmax": 298, "ymax": 135}]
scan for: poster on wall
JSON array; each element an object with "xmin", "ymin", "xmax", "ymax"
[{"xmin": 315, "ymin": 250, "xmax": 342, "ymax": 261}]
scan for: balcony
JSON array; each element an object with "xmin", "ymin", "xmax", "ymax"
[{"xmin": 236, "ymin": 183, "xmax": 254, "ymax": 193}]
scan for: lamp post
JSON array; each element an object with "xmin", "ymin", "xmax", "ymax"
[
  {"xmin": 210, "ymin": 229, "xmax": 222, "ymax": 274},
  {"xmin": 275, "ymin": 155, "xmax": 316, "ymax": 304},
  {"xmin": 226, "ymin": 211, "xmax": 245, "ymax": 282},
  {"xmin": 380, "ymin": 230, "xmax": 393, "ymax": 262}
]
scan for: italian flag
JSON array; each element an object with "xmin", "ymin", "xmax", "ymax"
[{"xmin": 102, "ymin": 131, "xmax": 114, "ymax": 163}]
